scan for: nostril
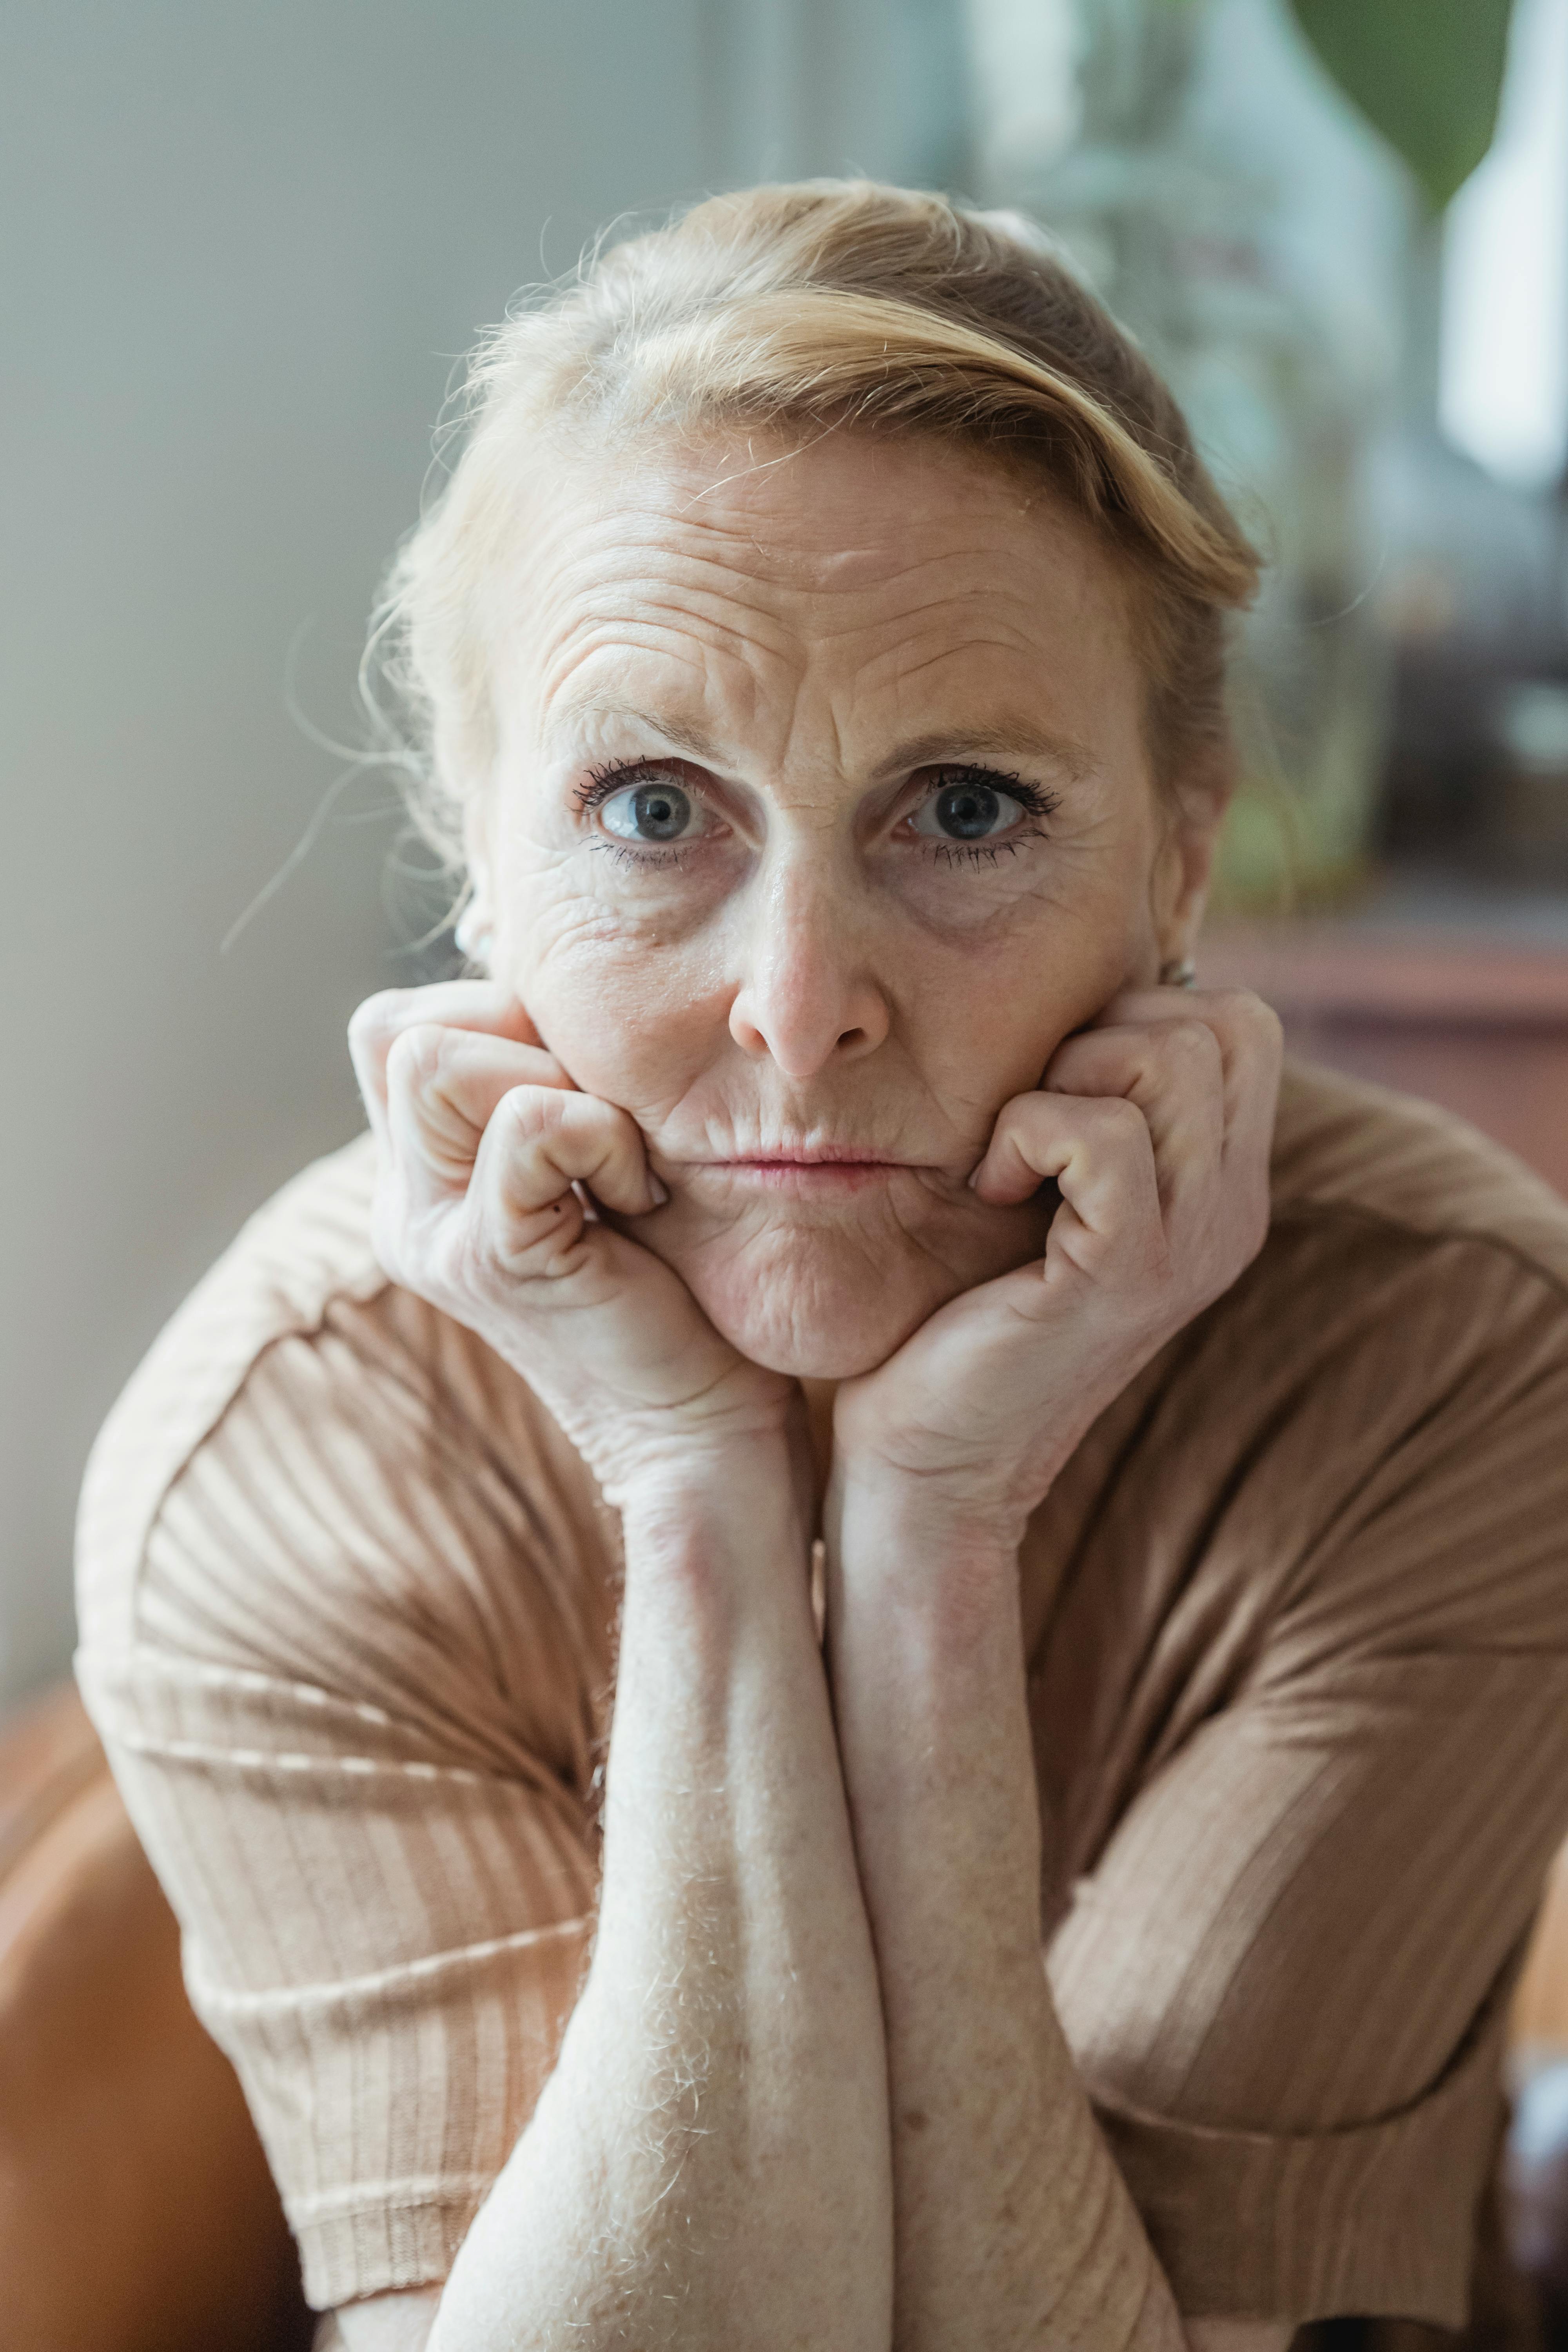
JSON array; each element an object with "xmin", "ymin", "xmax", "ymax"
[{"xmin": 835, "ymin": 1026, "xmax": 887, "ymax": 1063}]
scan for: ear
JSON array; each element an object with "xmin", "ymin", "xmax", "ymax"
[{"xmin": 1149, "ymin": 768, "xmax": 1229, "ymax": 965}]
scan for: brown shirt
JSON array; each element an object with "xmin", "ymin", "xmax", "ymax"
[{"xmin": 75, "ymin": 1061, "xmax": 1568, "ymax": 2325}]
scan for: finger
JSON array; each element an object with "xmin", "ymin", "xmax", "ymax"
[
  {"xmin": 348, "ymin": 984, "xmax": 552, "ymax": 1145},
  {"xmin": 1091, "ymin": 986, "xmax": 1283, "ymax": 1172},
  {"xmin": 1047, "ymin": 1017, "xmax": 1223, "ymax": 1209},
  {"xmin": 383, "ymin": 1027, "xmax": 573, "ymax": 1205},
  {"xmin": 468, "ymin": 1084, "xmax": 665, "ymax": 1274},
  {"xmin": 971, "ymin": 1092, "xmax": 1163, "ymax": 1277}
]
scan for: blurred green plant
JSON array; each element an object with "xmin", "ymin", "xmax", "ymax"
[
  {"xmin": 1020, "ymin": 0, "xmax": 1524, "ymax": 907},
  {"xmin": 1288, "ymin": 0, "xmax": 1515, "ymax": 212}
]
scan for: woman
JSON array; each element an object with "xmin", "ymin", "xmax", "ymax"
[{"xmin": 76, "ymin": 183, "xmax": 1568, "ymax": 2351}]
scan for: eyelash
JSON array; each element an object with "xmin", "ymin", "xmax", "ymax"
[
  {"xmin": 573, "ymin": 759, "xmax": 1060, "ymax": 868},
  {"xmin": 575, "ymin": 760, "xmax": 670, "ymax": 811},
  {"xmin": 918, "ymin": 764, "xmax": 1058, "ymax": 867}
]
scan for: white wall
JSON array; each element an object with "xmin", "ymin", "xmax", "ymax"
[{"xmin": 0, "ymin": 0, "xmax": 965, "ymax": 1704}]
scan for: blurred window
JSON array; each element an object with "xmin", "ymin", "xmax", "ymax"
[{"xmin": 1440, "ymin": 0, "xmax": 1568, "ymax": 491}]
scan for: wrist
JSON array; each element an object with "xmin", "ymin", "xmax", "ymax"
[
  {"xmin": 613, "ymin": 1439, "xmax": 824, "ymax": 1706},
  {"xmin": 830, "ymin": 1387, "xmax": 1087, "ymax": 1558},
  {"xmin": 617, "ymin": 1428, "xmax": 813, "ymax": 1568},
  {"xmin": 830, "ymin": 1454, "xmax": 1044, "ymax": 1562},
  {"xmin": 828, "ymin": 1468, "xmax": 1028, "ymax": 1663},
  {"xmin": 584, "ymin": 1387, "xmax": 801, "ymax": 1512}
]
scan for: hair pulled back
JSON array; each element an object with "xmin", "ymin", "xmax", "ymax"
[{"xmin": 374, "ymin": 180, "xmax": 1260, "ymax": 869}]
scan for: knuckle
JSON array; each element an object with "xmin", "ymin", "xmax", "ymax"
[
  {"xmin": 385, "ymin": 1021, "xmax": 451, "ymax": 1090},
  {"xmin": 348, "ymin": 988, "xmax": 419, "ymax": 1049},
  {"xmin": 1210, "ymin": 985, "xmax": 1283, "ymax": 1047},
  {"xmin": 497, "ymin": 1081, "xmax": 556, "ymax": 1140},
  {"xmin": 1161, "ymin": 1016, "xmax": 1220, "ymax": 1063},
  {"xmin": 1098, "ymin": 1096, "xmax": 1148, "ymax": 1145},
  {"xmin": 595, "ymin": 1099, "xmax": 639, "ymax": 1154}
]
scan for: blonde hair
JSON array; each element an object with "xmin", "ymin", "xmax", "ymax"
[{"xmin": 373, "ymin": 180, "xmax": 1261, "ymax": 870}]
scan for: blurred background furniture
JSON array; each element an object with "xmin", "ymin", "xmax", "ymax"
[
  {"xmin": 1205, "ymin": 885, "xmax": 1568, "ymax": 1194},
  {"xmin": 0, "ymin": 1682, "xmax": 313, "ymax": 2352}
]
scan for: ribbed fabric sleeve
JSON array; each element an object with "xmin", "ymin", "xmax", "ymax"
[
  {"xmin": 1025, "ymin": 1075, "xmax": 1568, "ymax": 2322},
  {"xmin": 75, "ymin": 1066, "xmax": 1568, "ymax": 2323},
  {"xmin": 76, "ymin": 1141, "xmax": 613, "ymax": 2308}
]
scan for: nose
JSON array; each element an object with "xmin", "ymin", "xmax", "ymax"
[{"xmin": 727, "ymin": 862, "xmax": 890, "ymax": 1078}]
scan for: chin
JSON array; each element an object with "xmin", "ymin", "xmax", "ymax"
[
  {"xmin": 677, "ymin": 1227, "xmax": 951, "ymax": 1379},
  {"xmin": 711, "ymin": 1310, "xmax": 911, "ymax": 1381}
]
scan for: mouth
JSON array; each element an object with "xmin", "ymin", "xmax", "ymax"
[{"xmin": 696, "ymin": 1145, "xmax": 913, "ymax": 1193}]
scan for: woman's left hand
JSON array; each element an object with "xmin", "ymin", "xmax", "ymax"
[{"xmin": 833, "ymin": 987, "xmax": 1283, "ymax": 1542}]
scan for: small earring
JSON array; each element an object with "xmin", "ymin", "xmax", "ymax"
[
  {"xmin": 454, "ymin": 905, "xmax": 493, "ymax": 963},
  {"xmin": 1158, "ymin": 955, "xmax": 1198, "ymax": 989}
]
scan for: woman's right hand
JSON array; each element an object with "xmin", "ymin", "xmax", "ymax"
[
  {"xmin": 350, "ymin": 987, "xmax": 891, "ymax": 2352},
  {"xmin": 348, "ymin": 982, "xmax": 795, "ymax": 1503}
]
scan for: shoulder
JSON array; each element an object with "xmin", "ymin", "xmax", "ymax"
[
  {"xmin": 75, "ymin": 1137, "xmax": 612, "ymax": 1759},
  {"xmin": 1038, "ymin": 1062, "xmax": 1568, "ymax": 1671},
  {"xmin": 1172, "ymin": 1058, "xmax": 1568, "ymax": 1457},
  {"xmin": 1229, "ymin": 1061, "xmax": 1568, "ymax": 1490},
  {"xmin": 1172, "ymin": 1060, "xmax": 1568, "ymax": 1642},
  {"xmin": 76, "ymin": 1133, "xmax": 387, "ymax": 1654},
  {"xmin": 1268, "ymin": 1056, "xmax": 1568, "ymax": 1296}
]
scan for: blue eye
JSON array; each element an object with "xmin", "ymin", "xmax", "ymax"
[
  {"xmin": 909, "ymin": 779, "xmax": 1026, "ymax": 841},
  {"xmin": 600, "ymin": 778, "xmax": 697, "ymax": 844}
]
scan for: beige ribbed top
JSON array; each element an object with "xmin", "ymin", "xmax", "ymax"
[{"xmin": 75, "ymin": 1061, "xmax": 1568, "ymax": 2325}]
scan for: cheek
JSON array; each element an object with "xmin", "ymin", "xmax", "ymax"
[
  {"xmin": 906, "ymin": 915, "xmax": 1135, "ymax": 1110},
  {"xmin": 515, "ymin": 919, "xmax": 726, "ymax": 1118}
]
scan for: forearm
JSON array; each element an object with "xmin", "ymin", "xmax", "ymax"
[
  {"xmin": 828, "ymin": 1478, "xmax": 1181, "ymax": 2352},
  {"xmin": 428, "ymin": 1450, "xmax": 893, "ymax": 2352}
]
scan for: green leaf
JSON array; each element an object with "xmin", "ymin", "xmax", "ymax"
[{"xmin": 1287, "ymin": 0, "xmax": 1515, "ymax": 211}]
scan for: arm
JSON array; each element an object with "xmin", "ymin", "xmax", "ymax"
[
  {"xmin": 336, "ymin": 985, "xmax": 891, "ymax": 2352},
  {"xmin": 426, "ymin": 1450, "xmax": 890, "ymax": 2351},
  {"xmin": 828, "ymin": 989, "xmax": 1286, "ymax": 2352},
  {"xmin": 826, "ymin": 1477, "xmax": 1286, "ymax": 2352},
  {"xmin": 827, "ymin": 1476, "xmax": 1176, "ymax": 2352}
]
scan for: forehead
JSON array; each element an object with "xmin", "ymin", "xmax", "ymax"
[{"xmin": 492, "ymin": 423, "xmax": 1141, "ymax": 741}]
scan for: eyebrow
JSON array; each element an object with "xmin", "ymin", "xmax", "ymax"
[
  {"xmin": 866, "ymin": 724, "xmax": 1094, "ymax": 783},
  {"xmin": 551, "ymin": 701, "xmax": 1094, "ymax": 783},
  {"xmin": 550, "ymin": 702, "xmax": 717, "ymax": 762}
]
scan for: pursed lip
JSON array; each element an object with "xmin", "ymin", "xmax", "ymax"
[{"xmin": 692, "ymin": 1145, "xmax": 915, "ymax": 1192}]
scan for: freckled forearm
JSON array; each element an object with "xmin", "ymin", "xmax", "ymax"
[{"xmin": 827, "ymin": 1479, "xmax": 1182, "ymax": 2352}]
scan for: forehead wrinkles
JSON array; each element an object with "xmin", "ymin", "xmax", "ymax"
[
  {"xmin": 514, "ymin": 506, "xmax": 809, "ymax": 720},
  {"xmin": 508, "ymin": 488, "xmax": 1070, "ymax": 733},
  {"xmin": 492, "ymin": 436, "xmax": 1140, "ymax": 791}
]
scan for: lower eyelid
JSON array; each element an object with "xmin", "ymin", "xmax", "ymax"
[
  {"xmin": 913, "ymin": 822, "xmax": 1046, "ymax": 867},
  {"xmin": 590, "ymin": 833, "xmax": 686, "ymax": 856}
]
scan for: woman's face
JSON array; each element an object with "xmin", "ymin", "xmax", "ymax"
[{"xmin": 474, "ymin": 426, "xmax": 1216, "ymax": 1376}]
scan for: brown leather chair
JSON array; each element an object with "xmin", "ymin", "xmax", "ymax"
[{"xmin": 0, "ymin": 1681, "xmax": 313, "ymax": 2352}]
